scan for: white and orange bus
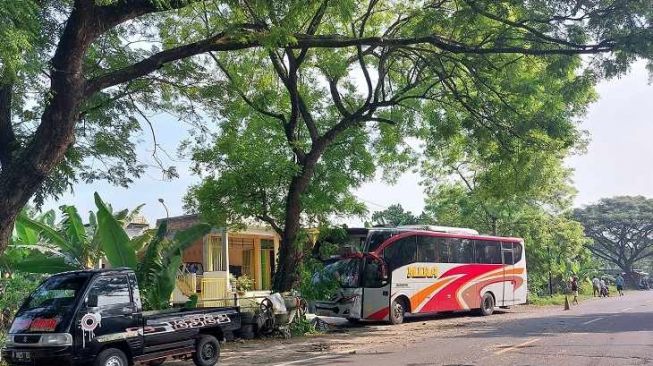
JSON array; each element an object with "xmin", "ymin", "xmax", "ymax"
[{"xmin": 315, "ymin": 226, "xmax": 527, "ymax": 324}]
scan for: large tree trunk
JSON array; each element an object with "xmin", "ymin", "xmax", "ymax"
[
  {"xmin": 272, "ymin": 153, "xmax": 323, "ymax": 292},
  {"xmin": 273, "ymin": 174, "xmax": 310, "ymax": 292},
  {"xmin": 0, "ymin": 7, "xmax": 96, "ymax": 252}
]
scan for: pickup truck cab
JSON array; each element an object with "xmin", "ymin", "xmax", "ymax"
[{"xmin": 1, "ymin": 268, "xmax": 240, "ymax": 366}]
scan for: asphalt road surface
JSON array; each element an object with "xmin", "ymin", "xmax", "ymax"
[{"xmin": 217, "ymin": 290, "xmax": 653, "ymax": 366}]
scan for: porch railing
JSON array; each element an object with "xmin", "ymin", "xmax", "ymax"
[{"xmin": 200, "ymin": 277, "xmax": 230, "ymax": 307}]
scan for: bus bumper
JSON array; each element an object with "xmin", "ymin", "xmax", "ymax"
[{"xmin": 314, "ymin": 291, "xmax": 362, "ymax": 319}]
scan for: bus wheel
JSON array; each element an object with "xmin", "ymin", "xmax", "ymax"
[
  {"xmin": 479, "ymin": 293, "xmax": 495, "ymax": 316},
  {"xmin": 389, "ymin": 298, "xmax": 406, "ymax": 325},
  {"xmin": 193, "ymin": 335, "xmax": 220, "ymax": 366}
]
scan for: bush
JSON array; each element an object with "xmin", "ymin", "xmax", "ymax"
[
  {"xmin": 298, "ymin": 257, "xmax": 340, "ymax": 302},
  {"xmin": 0, "ymin": 273, "xmax": 41, "ymax": 358},
  {"xmin": 0, "ymin": 274, "xmax": 41, "ymax": 328},
  {"xmin": 289, "ymin": 317, "xmax": 317, "ymax": 337}
]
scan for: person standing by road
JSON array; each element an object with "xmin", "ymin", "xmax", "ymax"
[
  {"xmin": 592, "ymin": 276, "xmax": 601, "ymax": 297},
  {"xmin": 570, "ymin": 276, "xmax": 579, "ymax": 305},
  {"xmin": 615, "ymin": 274, "xmax": 625, "ymax": 296}
]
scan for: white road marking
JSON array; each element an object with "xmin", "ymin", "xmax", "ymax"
[
  {"xmin": 494, "ymin": 338, "xmax": 541, "ymax": 355},
  {"xmin": 582, "ymin": 317, "xmax": 604, "ymax": 325},
  {"xmin": 620, "ymin": 307, "xmax": 633, "ymax": 312}
]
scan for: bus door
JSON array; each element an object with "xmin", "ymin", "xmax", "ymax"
[
  {"xmin": 361, "ymin": 256, "xmax": 391, "ymax": 320},
  {"xmin": 501, "ymin": 242, "xmax": 515, "ymax": 305}
]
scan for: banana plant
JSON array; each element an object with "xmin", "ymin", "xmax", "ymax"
[
  {"xmin": 1, "ymin": 209, "xmax": 78, "ymax": 274},
  {"xmin": 9, "ymin": 195, "xmax": 150, "ymax": 274},
  {"xmin": 94, "ymin": 193, "xmax": 211, "ymax": 310},
  {"xmin": 12, "ymin": 206, "xmax": 100, "ymax": 273}
]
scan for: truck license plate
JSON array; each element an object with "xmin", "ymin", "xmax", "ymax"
[{"xmin": 14, "ymin": 351, "xmax": 31, "ymax": 360}]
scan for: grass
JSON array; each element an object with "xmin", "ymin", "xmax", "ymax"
[{"xmin": 528, "ymin": 293, "xmax": 593, "ymax": 306}]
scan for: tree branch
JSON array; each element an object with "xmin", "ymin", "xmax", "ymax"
[
  {"xmin": 87, "ymin": 31, "xmax": 619, "ymax": 97},
  {"xmin": 296, "ymin": 0, "xmax": 330, "ymax": 64},
  {"xmin": 85, "ymin": 30, "xmax": 258, "ymax": 96},
  {"xmin": 208, "ymin": 52, "xmax": 286, "ymax": 123}
]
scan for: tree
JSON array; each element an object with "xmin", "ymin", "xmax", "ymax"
[
  {"xmin": 179, "ymin": 0, "xmax": 651, "ymax": 291},
  {"xmin": 371, "ymin": 204, "xmax": 421, "ymax": 226},
  {"xmin": 0, "ymin": 1, "xmax": 650, "ymax": 291},
  {"xmin": 574, "ymin": 196, "xmax": 653, "ymax": 286},
  {"xmin": 421, "ymin": 114, "xmax": 596, "ymax": 293}
]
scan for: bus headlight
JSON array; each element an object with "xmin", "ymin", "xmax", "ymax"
[{"xmin": 40, "ymin": 333, "xmax": 73, "ymax": 346}]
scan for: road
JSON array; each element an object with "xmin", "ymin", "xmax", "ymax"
[{"xmin": 215, "ymin": 290, "xmax": 653, "ymax": 366}]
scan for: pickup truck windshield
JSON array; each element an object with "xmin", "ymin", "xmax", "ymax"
[
  {"xmin": 10, "ymin": 273, "xmax": 90, "ymax": 333},
  {"xmin": 25, "ymin": 274, "xmax": 88, "ymax": 311}
]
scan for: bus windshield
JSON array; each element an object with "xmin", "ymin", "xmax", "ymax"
[
  {"xmin": 364, "ymin": 230, "xmax": 396, "ymax": 252},
  {"xmin": 320, "ymin": 258, "xmax": 361, "ymax": 288}
]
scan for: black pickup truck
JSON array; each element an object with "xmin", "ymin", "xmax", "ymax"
[{"xmin": 1, "ymin": 268, "xmax": 240, "ymax": 366}]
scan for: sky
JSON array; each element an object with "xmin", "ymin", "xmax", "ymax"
[{"xmin": 43, "ymin": 61, "xmax": 653, "ymax": 227}]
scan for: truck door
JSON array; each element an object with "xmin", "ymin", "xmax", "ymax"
[
  {"xmin": 75, "ymin": 274, "xmax": 141, "ymax": 359},
  {"xmin": 501, "ymin": 243, "xmax": 515, "ymax": 306}
]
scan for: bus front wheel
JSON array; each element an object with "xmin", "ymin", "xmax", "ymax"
[
  {"xmin": 479, "ymin": 293, "xmax": 495, "ymax": 316},
  {"xmin": 389, "ymin": 298, "xmax": 407, "ymax": 325}
]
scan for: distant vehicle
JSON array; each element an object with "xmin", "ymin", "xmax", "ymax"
[
  {"xmin": 1, "ymin": 268, "xmax": 240, "ymax": 366},
  {"xmin": 315, "ymin": 227, "xmax": 527, "ymax": 324}
]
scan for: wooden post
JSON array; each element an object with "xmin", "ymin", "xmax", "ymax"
[
  {"xmin": 222, "ymin": 228, "xmax": 230, "ymax": 290},
  {"xmin": 254, "ymin": 236, "xmax": 262, "ymax": 290}
]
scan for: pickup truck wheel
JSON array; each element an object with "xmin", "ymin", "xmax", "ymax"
[
  {"xmin": 193, "ymin": 335, "xmax": 220, "ymax": 366},
  {"xmin": 95, "ymin": 348, "xmax": 128, "ymax": 366}
]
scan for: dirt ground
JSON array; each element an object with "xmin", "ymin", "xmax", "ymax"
[{"xmin": 187, "ymin": 303, "xmax": 570, "ymax": 366}]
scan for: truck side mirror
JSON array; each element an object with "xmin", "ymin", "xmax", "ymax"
[{"xmin": 86, "ymin": 294, "xmax": 99, "ymax": 308}]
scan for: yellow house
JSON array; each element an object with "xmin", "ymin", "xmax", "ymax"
[{"xmin": 159, "ymin": 215, "xmax": 280, "ymax": 306}]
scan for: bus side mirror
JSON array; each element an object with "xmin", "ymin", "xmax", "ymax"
[
  {"xmin": 86, "ymin": 295, "xmax": 99, "ymax": 308},
  {"xmin": 380, "ymin": 263, "xmax": 389, "ymax": 282}
]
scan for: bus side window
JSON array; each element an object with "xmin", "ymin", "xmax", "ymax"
[
  {"xmin": 475, "ymin": 240, "xmax": 502, "ymax": 264},
  {"xmin": 502, "ymin": 243, "xmax": 515, "ymax": 265},
  {"xmin": 449, "ymin": 238, "xmax": 474, "ymax": 263},
  {"xmin": 513, "ymin": 243, "xmax": 523, "ymax": 263},
  {"xmin": 437, "ymin": 238, "xmax": 450, "ymax": 263},
  {"xmin": 417, "ymin": 235, "xmax": 438, "ymax": 263},
  {"xmin": 384, "ymin": 236, "xmax": 417, "ymax": 271}
]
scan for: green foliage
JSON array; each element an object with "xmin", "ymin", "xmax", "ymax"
[
  {"xmin": 2, "ymin": 197, "xmax": 149, "ymax": 274},
  {"xmin": 95, "ymin": 193, "xmax": 138, "ymax": 268},
  {"xmin": 0, "ymin": 273, "xmax": 41, "ymax": 328},
  {"xmin": 289, "ymin": 317, "xmax": 318, "ymax": 337},
  {"xmin": 184, "ymin": 294, "xmax": 199, "ymax": 309},
  {"xmin": 574, "ymin": 196, "xmax": 653, "ymax": 276},
  {"xmin": 231, "ymin": 275, "xmax": 254, "ymax": 293},
  {"xmin": 298, "ymin": 257, "xmax": 340, "ymax": 302},
  {"xmin": 133, "ymin": 221, "xmax": 211, "ymax": 310},
  {"xmin": 371, "ymin": 204, "xmax": 425, "ymax": 227},
  {"xmin": 422, "ymin": 111, "xmax": 596, "ymax": 295}
]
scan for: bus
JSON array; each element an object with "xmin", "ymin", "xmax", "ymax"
[{"xmin": 314, "ymin": 226, "xmax": 527, "ymax": 324}]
